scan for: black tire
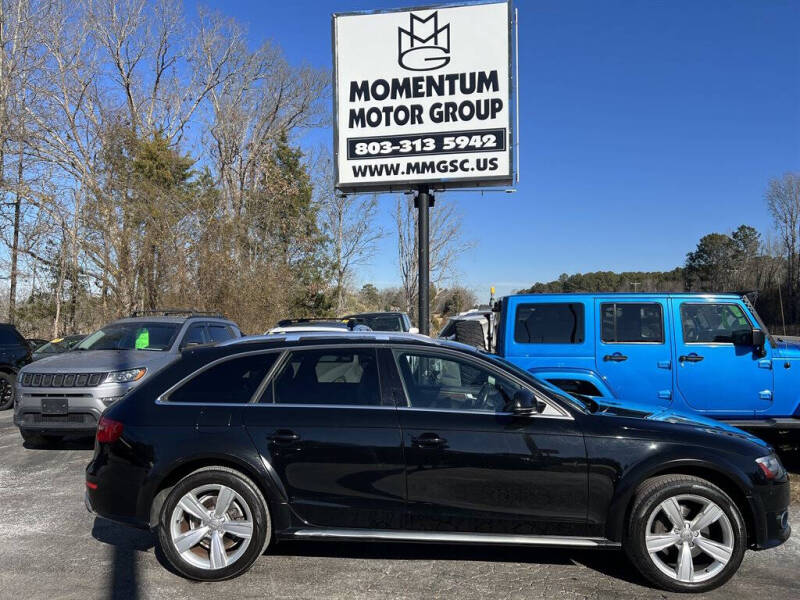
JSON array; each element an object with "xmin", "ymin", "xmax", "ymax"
[
  {"xmin": 158, "ymin": 467, "xmax": 271, "ymax": 581},
  {"xmin": 0, "ymin": 371, "xmax": 16, "ymax": 410},
  {"xmin": 454, "ymin": 320, "xmax": 486, "ymax": 350},
  {"xmin": 20, "ymin": 429, "xmax": 62, "ymax": 446},
  {"xmin": 624, "ymin": 474, "xmax": 747, "ymax": 593}
]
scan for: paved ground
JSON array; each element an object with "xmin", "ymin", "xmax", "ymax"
[{"xmin": 1, "ymin": 411, "xmax": 798, "ymax": 600}]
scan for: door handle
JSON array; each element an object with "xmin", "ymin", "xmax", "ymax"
[
  {"xmin": 269, "ymin": 429, "xmax": 300, "ymax": 444},
  {"xmin": 603, "ymin": 353, "xmax": 628, "ymax": 362},
  {"xmin": 411, "ymin": 433, "xmax": 447, "ymax": 448},
  {"xmin": 679, "ymin": 354, "xmax": 704, "ymax": 363}
]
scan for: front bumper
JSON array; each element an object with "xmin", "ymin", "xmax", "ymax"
[
  {"xmin": 14, "ymin": 381, "xmax": 136, "ymax": 433},
  {"xmin": 748, "ymin": 478, "xmax": 792, "ymax": 550}
]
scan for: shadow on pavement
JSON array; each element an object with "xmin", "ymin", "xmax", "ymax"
[
  {"xmin": 22, "ymin": 435, "xmax": 95, "ymax": 451},
  {"xmin": 91, "ymin": 517, "xmax": 155, "ymax": 600},
  {"xmin": 270, "ymin": 540, "xmax": 649, "ymax": 587}
]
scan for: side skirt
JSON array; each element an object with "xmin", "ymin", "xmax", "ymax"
[{"xmin": 285, "ymin": 528, "xmax": 621, "ymax": 548}]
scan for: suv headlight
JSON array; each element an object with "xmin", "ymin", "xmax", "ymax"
[
  {"xmin": 755, "ymin": 454, "xmax": 786, "ymax": 480},
  {"xmin": 103, "ymin": 368, "xmax": 147, "ymax": 384}
]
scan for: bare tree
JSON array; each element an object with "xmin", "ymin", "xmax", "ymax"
[
  {"xmin": 766, "ymin": 173, "xmax": 800, "ymax": 318},
  {"xmin": 315, "ymin": 153, "xmax": 382, "ymax": 312},
  {"xmin": 394, "ymin": 196, "xmax": 472, "ymax": 322}
]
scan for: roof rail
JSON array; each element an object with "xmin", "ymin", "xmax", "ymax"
[{"xmin": 130, "ymin": 308, "xmax": 225, "ymax": 319}]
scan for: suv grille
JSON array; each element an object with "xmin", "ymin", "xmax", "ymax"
[{"xmin": 22, "ymin": 372, "xmax": 105, "ymax": 388}]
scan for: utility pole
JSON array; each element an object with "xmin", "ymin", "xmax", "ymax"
[{"xmin": 415, "ymin": 185, "xmax": 434, "ymax": 335}]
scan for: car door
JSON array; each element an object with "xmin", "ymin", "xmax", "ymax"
[
  {"xmin": 594, "ymin": 298, "xmax": 673, "ymax": 406},
  {"xmin": 243, "ymin": 345, "xmax": 406, "ymax": 529},
  {"xmin": 388, "ymin": 346, "xmax": 587, "ymax": 536},
  {"xmin": 672, "ymin": 300, "xmax": 773, "ymax": 415}
]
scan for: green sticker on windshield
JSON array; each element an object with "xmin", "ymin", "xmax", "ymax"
[{"xmin": 135, "ymin": 329, "xmax": 149, "ymax": 349}]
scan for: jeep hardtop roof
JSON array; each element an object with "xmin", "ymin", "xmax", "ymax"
[{"xmin": 504, "ymin": 292, "xmax": 744, "ymax": 300}]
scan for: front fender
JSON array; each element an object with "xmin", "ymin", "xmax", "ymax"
[{"xmin": 596, "ymin": 447, "xmax": 755, "ymax": 542}]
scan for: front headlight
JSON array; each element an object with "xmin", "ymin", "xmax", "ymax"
[
  {"xmin": 755, "ymin": 454, "xmax": 786, "ymax": 480},
  {"xmin": 103, "ymin": 368, "xmax": 147, "ymax": 384}
]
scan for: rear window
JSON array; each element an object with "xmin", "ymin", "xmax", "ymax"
[
  {"xmin": 270, "ymin": 348, "xmax": 381, "ymax": 406},
  {"xmin": 514, "ymin": 303, "xmax": 585, "ymax": 344},
  {"xmin": 601, "ymin": 303, "xmax": 664, "ymax": 343}
]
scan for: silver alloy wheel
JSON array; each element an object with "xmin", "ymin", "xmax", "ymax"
[
  {"xmin": 169, "ymin": 484, "xmax": 254, "ymax": 570},
  {"xmin": 645, "ymin": 493, "xmax": 734, "ymax": 584}
]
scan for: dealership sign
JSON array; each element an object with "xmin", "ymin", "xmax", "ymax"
[{"xmin": 333, "ymin": 1, "xmax": 513, "ymax": 192}]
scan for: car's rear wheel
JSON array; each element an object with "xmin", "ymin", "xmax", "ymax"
[
  {"xmin": 158, "ymin": 467, "xmax": 271, "ymax": 581},
  {"xmin": 624, "ymin": 474, "xmax": 746, "ymax": 593},
  {"xmin": 0, "ymin": 372, "xmax": 16, "ymax": 410}
]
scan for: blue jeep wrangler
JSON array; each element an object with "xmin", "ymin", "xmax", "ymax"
[{"xmin": 487, "ymin": 293, "xmax": 800, "ymax": 431}]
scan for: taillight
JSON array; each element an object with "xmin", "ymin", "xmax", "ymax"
[{"xmin": 96, "ymin": 416, "xmax": 124, "ymax": 443}]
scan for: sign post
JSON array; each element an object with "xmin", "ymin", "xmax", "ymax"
[
  {"xmin": 415, "ymin": 185, "xmax": 434, "ymax": 334},
  {"xmin": 332, "ymin": 1, "xmax": 514, "ymax": 332}
]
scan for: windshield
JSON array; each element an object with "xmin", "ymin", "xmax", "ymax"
[
  {"xmin": 481, "ymin": 352, "xmax": 589, "ymax": 413},
  {"xmin": 741, "ymin": 295, "xmax": 771, "ymax": 338},
  {"xmin": 76, "ymin": 322, "xmax": 180, "ymax": 351}
]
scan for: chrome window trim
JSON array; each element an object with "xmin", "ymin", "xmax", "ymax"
[
  {"xmin": 389, "ymin": 344, "xmax": 573, "ymax": 420},
  {"xmin": 396, "ymin": 406, "xmax": 573, "ymax": 420}
]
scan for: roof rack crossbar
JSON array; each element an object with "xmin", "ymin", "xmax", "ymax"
[{"xmin": 130, "ymin": 308, "xmax": 224, "ymax": 318}]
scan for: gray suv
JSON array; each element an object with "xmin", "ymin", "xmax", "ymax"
[{"xmin": 14, "ymin": 311, "xmax": 241, "ymax": 444}]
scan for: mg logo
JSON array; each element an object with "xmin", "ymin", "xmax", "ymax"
[{"xmin": 398, "ymin": 11, "xmax": 451, "ymax": 71}]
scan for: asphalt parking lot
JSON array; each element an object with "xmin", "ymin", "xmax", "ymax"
[{"xmin": 1, "ymin": 411, "xmax": 798, "ymax": 600}]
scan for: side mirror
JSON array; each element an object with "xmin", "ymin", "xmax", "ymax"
[
  {"xmin": 752, "ymin": 329, "xmax": 766, "ymax": 356},
  {"xmin": 507, "ymin": 389, "xmax": 546, "ymax": 414},
  {"xmin": 409, "ymin": 327, "xmax": 420, "ymax": 334}
]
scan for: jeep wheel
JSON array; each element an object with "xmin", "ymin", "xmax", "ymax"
[
  {"xmin": 0, "ymin": 372, "xmax": 15, "ymax": 410},
  {"xmin": 158, "ymin": 467, "xmax": 271, "ymax": 581},
  {"xmin": 625, "ymin": 474, "xmax": 746, "ymax": 593}
]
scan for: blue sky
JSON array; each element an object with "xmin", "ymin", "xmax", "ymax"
[{"xmin": 194, "ymin": 0, "xmax": 799, "ymax": 299}]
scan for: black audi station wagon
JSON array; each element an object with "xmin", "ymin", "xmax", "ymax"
[{"xmin": 85, "ymin": 333, "xmax": 790, "ymax": 592}]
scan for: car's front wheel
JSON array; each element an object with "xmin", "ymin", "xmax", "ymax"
[
  {"xmin": 157, "ymin": 467, "xmax": 271, "ymax": 581},
  {"xmin": 0, "ymin": 371, "xmax": 16, "ymax": 410},
  {"xmin": 624, "ymin": 474, "xmax": 746, "ymax": 593}
]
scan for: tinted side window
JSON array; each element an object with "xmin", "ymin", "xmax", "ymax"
[
  {"xmin": 394, "ymin": 350, "xmax": 522, "ymax": 412},
  {"xmin": 271, "ymin": 348, "xmax": 382, "ymax": 406},
  {"xmin": 181, "ymin": 324, "xmax": 208, "ymax": 348},
  {"xmin": 601, "ymin": 303, "xmax": 664, "ymax": 343},
  {"xmin": 680, "ymin": 303, "xmax": 751, "ymax": 344},
  {"xmin": 514, "ymin": 303, "xmax": 585, "ymax": 344},
  {"xmin": 208, "ymin": 325, "xmax": 235, "ymax": 343},
  {"xmin": 169, "ymin": 353, "xmax": 278, "ymax": 403}
]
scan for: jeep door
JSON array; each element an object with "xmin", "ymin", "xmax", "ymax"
[
  {"xmin": 387, "ymin": 346, "xmax": 587, "ymax": 536},
  {"xmin": 672, "ymin": 300, "xmax": 773, "ymax": 415},
  {"xmin": 243, "ymin": 346, "xmax": 405, "ymax": 529},
  {"xmin": 593, "ymin": 298, "xmax": 673, "ymax": 407}
]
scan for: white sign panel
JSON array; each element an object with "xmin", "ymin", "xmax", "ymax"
[{"xmin": 333, "ymin": 1, "xmax": 513, "ymax": 192}]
